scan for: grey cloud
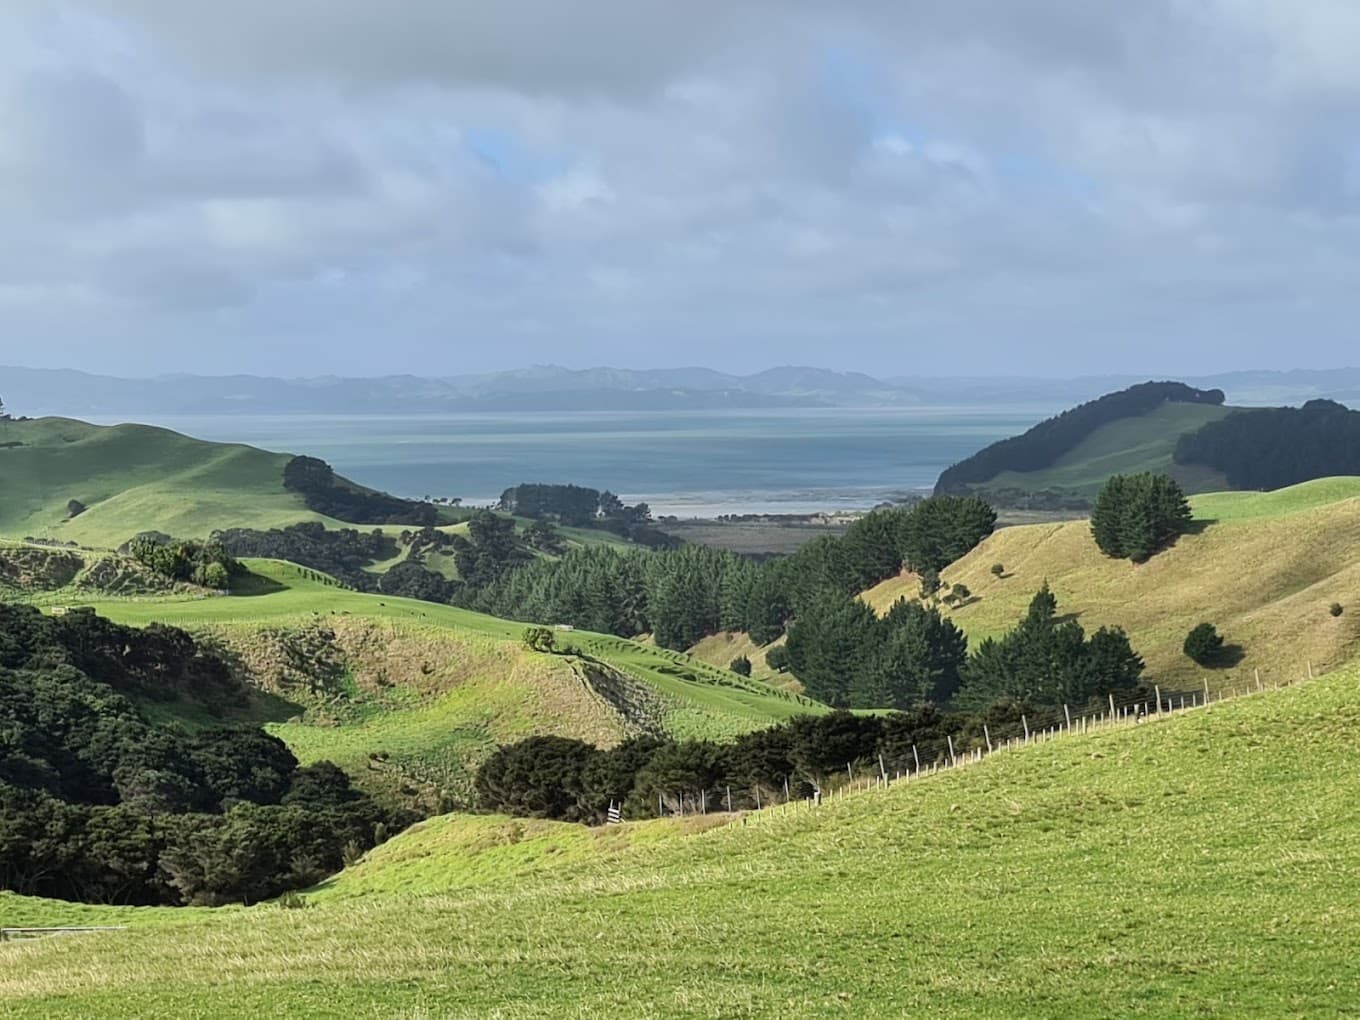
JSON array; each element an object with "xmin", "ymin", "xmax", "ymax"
[{"xmin": 1, "ymin": 1, "xmax": 1360, "ymax": 377}]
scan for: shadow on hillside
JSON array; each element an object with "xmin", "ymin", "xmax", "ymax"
[
  {"xmin": 1208, "ymin": 643, "xmax": 1247, "ymax": 669},
  {"xmin": 1054, "ymin": 611, "xmax": 1083, "ymax": 627},
  {"xmin": 229, "ymin": 569, "xmax": 288, "ymax": 597},
  {"xmin": 1184, "ymin": 518, "xmax": 1217, "ymax": 535}
]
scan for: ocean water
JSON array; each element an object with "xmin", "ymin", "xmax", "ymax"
[{"xmin": 103, "ymin": 407, "xmax": 1052, "ymax": 516}]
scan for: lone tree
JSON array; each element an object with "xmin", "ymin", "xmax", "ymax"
[
  {"xmin": 729, "ymin": 655, "xmax": 752, "ymax": 677},
  {"xmin": 1183, "ymin": 622, "xmax": 1225, "ymax": 666},
  {"xmin": 1091, "ymin": 473, "xmax": 1193, "ymax": 562}
]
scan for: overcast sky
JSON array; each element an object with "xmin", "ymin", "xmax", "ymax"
[{"xmin": 2, "ymin": 2, "xmax": 1359, "ymax": 378}]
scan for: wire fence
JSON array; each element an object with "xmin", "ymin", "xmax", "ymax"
[{"xmin": 658, "ymin": 663, "xmax": 1317, "ymax": 823}]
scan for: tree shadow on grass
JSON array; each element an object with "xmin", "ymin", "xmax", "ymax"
[
  {"xmin": 1209, "ymin": 643, "xmax": 1247, "ymax": 669},
  {"xmin": 229, "ymin": 569, "xmax": 287, "ymax": 597}
]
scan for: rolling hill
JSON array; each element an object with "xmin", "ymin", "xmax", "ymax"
[
  {"xmin": 980, "ymin": 399, "xmax": 1233, "ymax": 500},
  {"xmin": 11, "ymin": 557, "xmax": 820, "ymax": 810},
  {"xmin": 0, "ymin": 417, "xmax": 333, "ymax": 546},
  {"xmin": 934, "ymin": 381, "xmax": 1237, "ymax": 507},
  {"xmin": 863, "ymin": 477, "xmax": 1360, "ymax": 693},
  {"xmin": 3, "ymin": 659, "xmax": 1358, "ymax": 1016}
]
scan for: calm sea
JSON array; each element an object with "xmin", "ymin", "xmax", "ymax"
[{"xmin": 99, "ymin": 407, "xmax": 1053, "ymax": 516}]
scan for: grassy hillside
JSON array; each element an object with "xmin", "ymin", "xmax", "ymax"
[
  {"xmin": 4, "ymin": 662, "xmax": 1359, "ymax": 1015},
  {"xmin": 23, "ymin": 560, "xmax": 817, "ymax": 807},
  {"xmin": 0, "ymin": 417, "xmax": 330, "ymax": 546},
  {"xmin": 864, "ymin": 477, "xmax": 1360, "ymax": 692},
  {"xmin": 980, "ymin": 400, "xmax": 1233, "ymax": 501}
]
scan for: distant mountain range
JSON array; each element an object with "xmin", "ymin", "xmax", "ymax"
[{"xmin": 4, "ymin": 364, "xmax": 1360, "ymax": 416}]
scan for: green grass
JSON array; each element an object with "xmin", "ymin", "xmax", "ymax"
[
  {"xmin": 4, "ymin": 663, "xmax": 1359, "ymax": 1016},
  {"xmin": 1190, "ymin": 475, "xmax": 1360, "ymax": 522},
  {"xmin": 42, "ymin": 560, "xmax": 815, "ymax": 804},
  {"xmin": 0, "ymin": 417, "xmax": 333, "ymax": 548},
  {"xmin": 864, "ymin": 477, "xmax": 1360, "ymax": 694},
  {"xmin": 982, "ymin": 401, "xmax": 1233, "ymax": 499}
]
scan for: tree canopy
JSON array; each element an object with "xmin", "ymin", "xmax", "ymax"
[{"xmin": 1089, "ymin": 473, "xmax": 1193, "ymax": 562}]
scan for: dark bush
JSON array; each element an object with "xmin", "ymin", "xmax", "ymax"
[
  {"xmin": 1183, "ymin": 622, "xmax": 1226, "ymax": 666},
  {"xmin": 729, "ymin": 655, "xmax": 752, "ymax": 677}
]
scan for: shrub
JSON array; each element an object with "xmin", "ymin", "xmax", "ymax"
[
  {"xmin": 990, "ymin": 563, "xmax": 1005, "ymax": 578},
  {"xmin": 1330, "ymin": 603, "xmax": 1344, "ymax": 618},
  {"xmin": 729, "ymin": 655, "xmax": 752, "ymax": 677},
  {"xmin": 1183, "ymin": 623, "xmax": 1225, "ymax": 666},
  {"xmin": 765, "ymin": 646, "xmax": 791, "ymax": 673}
]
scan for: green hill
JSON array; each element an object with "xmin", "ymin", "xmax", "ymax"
[
  {"xmin": 18, "ymin": 559, "xmax": 819, "ymax": 810},
  {"xmin": 935, "ymin": 381, "xmax": 1233, "ymax": 508},
  {"xmin": 981, "ymin": 399, "xmax": 1233, "ymax": 502},
  {"xmin": 4, "ymin": 660, "xmax": 1359, "ymax": 1016},
  {"xmin": 863, "ymin": 477, "xmax": 1360, "ymax": 693},
  {"xmin": 0, "ymin": 417, "xmax": 330, "ymax": 546}
]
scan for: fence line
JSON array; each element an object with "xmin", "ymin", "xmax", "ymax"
[{"xmin": 660, "ymin": 665, "xmax": 1315, "ymax": 825}]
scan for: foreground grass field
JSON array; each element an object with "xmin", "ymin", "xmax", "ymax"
[
  {"xmin": 3, "ymin": 661, "xmax": 1358, "ymax": 1016},
  {"xmin": 864, "ymin": 477, "xmax": 1360, "ymax": 693}
]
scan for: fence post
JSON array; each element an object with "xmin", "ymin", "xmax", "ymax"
[
  {"xmin": 1204, "ymin": 677, "xmax": 1210, "ymax": 703},
  {"xmin": 983, "ymin": 724, "xmax": 993, "ymax": 753},
  {"xmin": 1154, "ymin": 686, "xmax": 1161, "ymax": 714},
  {"xmin": 1022, "ymin": 715, "xmax": 1030, "ymax": 742},
  {"xmin": 947, "ymin": 735, "xmax": 956, "ymax": 766},
  {"xmin": 1063, "ymin": 704, "xmax": 1071, "ymax": 730},
  {"xmin": 1308, "ymin": 660, "xmax": 1314, "ymax": 680},
  {"xmin": 912, "ymin": 745, "xmax": 921, "ymax": 774},
  {"xmin": 879, "ymin": 754, "xmax": 888, "ymax": 782}
]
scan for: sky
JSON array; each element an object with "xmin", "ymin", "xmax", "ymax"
[{"xmin": 2, "ymin": 2, "xmax": 1360, "ymax": 379}]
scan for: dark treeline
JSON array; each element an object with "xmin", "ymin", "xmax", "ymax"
[
  {"xmin": 470, "ymin": 497, "xmax": 998, "ymax": 665},
  {"xmin": 477, "ymin": 676, "xmax": 1154, "ymax": 826},
  {"xmin": 0, "ymin": 604, "xmax": 407, "ymax": 906},
  {"xmin": 123, "ymin": 533, "xmax": 244, "ymax": 590},
  {"xmin": 215, "ymin": 522, "xmax": 399, "ymax": 591},
  {"xmin": 284, "ymin": 455, "xmax": 438, "ymax": 527},
  {"xmin": 1174, "ymin": 399, "xmax": 1360, "ymax": 490},
  {"xmin": 498, "ymin": 482, "xmax": 677, "ymax": 547},
  {"xmin": 935, "ymin": 382, "xmax": 1226, "ymax": 494}
]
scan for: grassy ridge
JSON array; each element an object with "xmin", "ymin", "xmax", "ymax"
[
  {"xmin": 864, "ymin": 477, "xmax": 1360, "ymax": 692},
  {"xmin": 980, "ymin": 401, "xmax": 1232, "ymax": 500},
  {"xmin": 3, "ymin": 663, "xmax": 1359, "ymax": 1015},
  {"xmin": 0, "ymin": 417, "xmax": 330, "ymax": 547}
]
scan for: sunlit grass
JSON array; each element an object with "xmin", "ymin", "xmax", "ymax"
[{"xmin": 4, "ymin": 664, "xmax": 1360, "ymax": 1016}]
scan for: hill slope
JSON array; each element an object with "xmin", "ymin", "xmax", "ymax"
[
  {"xmin": 0, "ymin": 417, "xmax": 328, "ymax": 546},
  {"xmin": 3, "ymin": 662, "xmax": 1359, "ymax": 1015},
  {"xmin": 864, "ymin": 477, "xmax": 1360, "ymax": 691},
  {"xmin": 981, "ymin": 400, "xmax": 1232, "ymax": 501},
  {"xmin": 30, "ymin": 560, "xmax": 820, "ymax": 809}
]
